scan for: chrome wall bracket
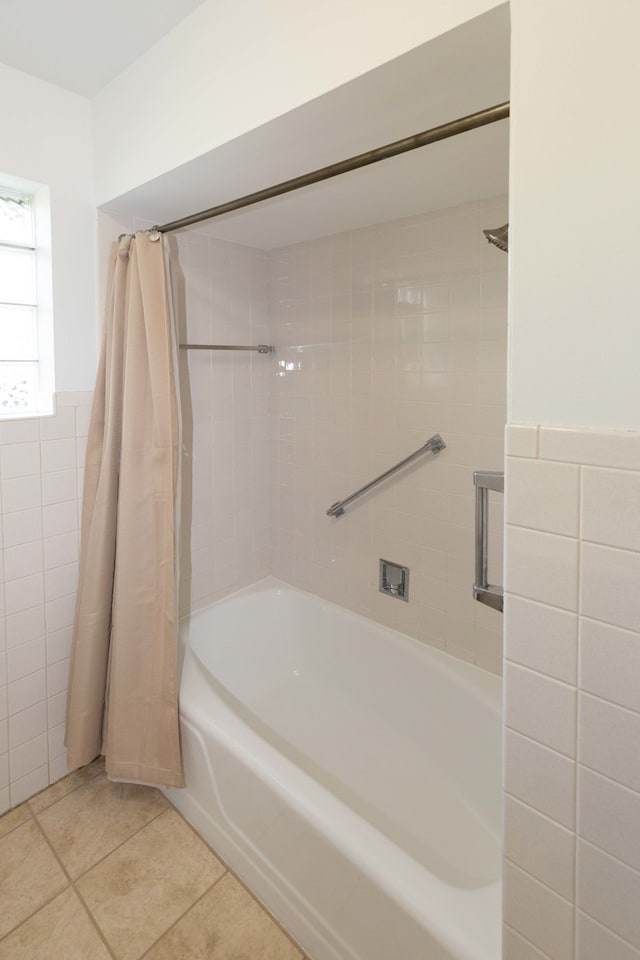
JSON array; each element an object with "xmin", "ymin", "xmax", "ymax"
[{"xmin": 473, "ymin": 470, "xmax": 504, "ymax": 613}]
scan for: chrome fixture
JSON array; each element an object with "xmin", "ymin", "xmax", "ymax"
[
  {"xmin": 326, "ymin": 433, "xmax": 446, "ymax": 518},
  {"xmin": 482, "ymin": 223, "xmax": 509, "ymax": 253},
  {"xmin": 150, "ymin": 103, "xmax": 509, "ymax": 235},
  {"xmin": 379, "ymin": 560, "xmax": 409, "ymax": 602},
  {"xmin": 179, "ymin": 343, "xmax": 273, "ymax": 353},
  {"xmin": 473, "ymin": 470, "xmax": 504, "ymax": 612}
]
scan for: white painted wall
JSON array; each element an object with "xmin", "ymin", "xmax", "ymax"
[
  {"xmin": 92, "ymin": 0, "xmax": 501, "ymax": 204},
  {"xmin": 508, "ymin": 0, "xmax": 640, "ymax": 430},
  {"xmin": 94, "ymin": 0, "xmax": 640, "ymax": 433},
  {"xmin": 0, "ymin": 63, "xmax": 97, "ymax": 392}
]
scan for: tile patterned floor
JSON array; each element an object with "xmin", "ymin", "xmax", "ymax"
[{"xmin": 0, "ymin": 761, "xmax": 306, "ymax": 960}]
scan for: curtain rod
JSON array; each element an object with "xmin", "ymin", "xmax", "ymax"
[{"xmin": 154, "ymin": 101, "xmax": 509, "ymax": 235}]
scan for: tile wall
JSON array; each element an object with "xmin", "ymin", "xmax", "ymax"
[
  {"xmin": 171, "ymin": 232, "xmax": 272, "ymax": 614},
  {"xmin": 269, "ymin": 197, "xmax": 508, "ymax": 673},
  {"xmin": 0, "ymin": 392, "xmax": 90, "ymax": 813},
  {"xmin": 503, "ymin": 423, "xmax": 640, "ymax": 959}
]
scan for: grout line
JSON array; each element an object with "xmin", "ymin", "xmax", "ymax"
[
  {"xmin": 137, "ymin": 871, "xmax": 228, "ymax": 959},
  {"xmin": 163, "ymin": 793, "xmax": 306, "ymax": 957},
  {"xmin": 503, "ymin": 921, "xmax": 553, "ymax": 960},
  {"xmin": 70, "ymin": 800, "xmax": 171, "ymax": 883},
  {"xmin": 504, "ymin": 856, "xmax": 575, "ymax": 907},
  {"xmin": 23, "ymin": 811, "xmax": 118, "ymax": 960},
  {"xmin": 27, "ymin": 762, "xmax": 104, "ymax": 816},
  {"xmin": 0, "ymin": 802, "xmax": 34, "ymax": 839}
]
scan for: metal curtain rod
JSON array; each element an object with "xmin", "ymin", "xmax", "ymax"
[
  {"xmin": 154, "ymin": 102, "xmax": 509, "ymax": 234},
  {"xmin": 327, "ymin": 433, "xmax": 446, "ymax": 518},
  {"xmin": 179, "ymin": 343, "xmax": 273, "ymax": 353}
]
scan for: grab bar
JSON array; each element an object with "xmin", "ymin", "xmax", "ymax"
[
  {"xmin": 473, "ymin": 470, "xmax": 504, "ymax": 612},
  {"xmin": 179, "ymin": 343, "xmax": 273, "ymax": 353},
  {"xmin": 326, "ymin": 434, "xmax": 446, "ymax": 518}
]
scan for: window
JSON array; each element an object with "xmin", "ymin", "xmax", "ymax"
[{"xmin": 0, "ymin": 179, "xmax": 53, "ymax": 417}]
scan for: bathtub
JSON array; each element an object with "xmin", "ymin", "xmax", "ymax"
[{"xmin": 163, "ymin": 577, "xmax": 502, "ymax": 960}]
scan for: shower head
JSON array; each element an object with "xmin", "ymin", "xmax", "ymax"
[{"xmin": 482, "ymin": 223, "xmax": 509, "ymax": 253}]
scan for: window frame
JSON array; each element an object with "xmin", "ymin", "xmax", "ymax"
[{"xmin": 0, "ymin": 173, "xmax": 54, "ymax": 419}]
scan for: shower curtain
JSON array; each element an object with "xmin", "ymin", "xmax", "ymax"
[{"xmin": 65, "ymin": 232, "xmax": 184, "ymax": 788}]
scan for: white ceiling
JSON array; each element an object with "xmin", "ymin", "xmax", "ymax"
[
  {"xmin": 105, "ymin": 6, "xmax": 510, "ymax": 249},
  {"xmin": 0, "ymin": 0, "xmax": 207, "ymax": 96}
]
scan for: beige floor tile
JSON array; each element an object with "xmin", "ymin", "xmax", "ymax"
[
  {"xmin": 145, "ymin": 872, "xmax": 302, "ymax": 960},
  {"xmin": 77, "ymin": 807, "xmax": 226, "ymax": 960},
  {"xmin": 0, "ymin": 819, "xmax": 68, "ymax": 939},
  {"xmin": 0, "ymin": 887, "xmax": 111, "ymax": 960},
  {"xmin": 37, "ymin": 774, "xmax": 168, "ymax": 879},
  {"xmin": 29, "ymin": 757, "xmax": 105, "ymax": 815},
  {"xmin": 0, "ymin": 802, "xmax": 31, "ymax": 840}
]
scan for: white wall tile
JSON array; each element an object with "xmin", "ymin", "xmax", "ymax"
[
  {"xmin": 8, "ymin": 701, "xmax": 47, "ymax": 749},
  {"xmin": 505, "ymin": 663, "xmax": 576, "ymax": 757},
  {"xmin": 580, "ymin": 618, "xmax": 640, "ymax": 713},
  {"xmin": 39, "ymin": 406, "xmax": 76, "ymax": 441},
  {"xmin": 5, "ymin": 606, "xmax": 45, "ymax": 649},
  {"xmin": 504, "ymin": 729, "xmax": 576, "ymax": 829},
  {"xmin": 0, "ymin": 441, "xmax": 40, "ymax": 478},
  {"xmin": 579, "ymin": 693, "xmax": 640, "ymax": 793},
  {"xmin": 577, "ymin": 840, "xmax": 640, "ymax": 950},
  {"xmin": 7, "ymin": 669, "xmax": 46, "ymax": 716},
  {"xmin": 506, "ymin": 458, "xmax": 579, "ymax": 536},
  {"xmin": 46, "ymin": 626, "xmax": 73, "ymax": 665},
  {"xmin": 75, "ymin": 405, "xmax": 91, "ymax": 437},
  {"xmin": 42, "ymin": 501, "xmax": 77, "ymax": 539},
  {"xmin": 505, "ymin": 595, "xmax": 577, "ymax": 684},
  {"xmin": 3, "ymin": 541, "xmax": 44, "ymax": 582},
  {"xmin": 45, "ymin": 595, "xmax": 75, "ymax": 635},
  {"xmin": 46, "ymin": 658, "xmax": 69, "ymax": 698},
  {"xmin": 7, "ymin": 638, "xmax": 46, "ymax": 682},
  {"xmin": 1, "ymin": 475, "xmax": 42, "ymax": 513},
  {"xmin": 9, "ymin": 764, "xmax": 48, "ymax": 806},
  {"xmin": 581, "ymin": 467, "xmax": 640, "ymax": 551},
  {"xmin": 540, "ymin": 428, "xmax": 640, "ymax": 470},
  {"xmin": 0, "ymin": 392, "xmax": 86, "ymax": 808},
  {"xmin": 49, "ymin": 753, "xmax": 70, "ymax": 783},
  {"xmin": 504, "ymin": 795, "xmax": 575, "ymax": 899},
  {"xmin": 581, "ymin": 542, "xmax": 640, "ymax": 633},
  {"xmin": 267, "ymin": 201, "xmax": 506, "ymax": 673},
  {"xmin": 44, "ymin": 564, "xmax": 78, "ymax": 604},
  {"xmin": 576, "ymin": 911, "xmax": 640, "ymax": 960},
  {"xmin": 9, "ymin": 732, "xmax": 47, "ymax": 780},
  {"xmin": 41, "ymin": 437, "xmax": 76, "ymax": 473},
  {"xmin": 4, "ymin": 573, "xmax": 44, "ymax": 616},
  {"xmin": 43, "ymin": 531, "xmax": 78, "ymax": 570},
  {"xmin": 578, "ymin": 766, "xmax": 640, "ymax": 872},
  {"xmin": 503, "ymin": 860, "xmax": 574, "ymax": 960},
  {"xmin": 505, "ymin": 526, "xmax": 579, "ymax": 611},
  {"xmin": 42, "ymin": 469, "xmax": 77, "ymax": 505},
  {"xmin": 2, "ymin": 508, "xmax": 43, "ymax": 547},
  {"xmin": 0, "ymin": 417, "xmax": 40, "ymax": 444}
]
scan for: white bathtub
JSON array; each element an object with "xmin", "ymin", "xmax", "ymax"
[{"xmin": 163, "ymin": 577, "xmax": 502, "ymax": 960}]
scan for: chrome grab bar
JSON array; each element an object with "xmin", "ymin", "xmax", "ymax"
[
  {"xmin": 326, "ymin": 434, "xmax": 446, "ymax": 518},
  {"xmin": 179, "ymin": 343, "xmax": 273, "ymax": 353},
  {"xmin": 473, "ymin": 470, "xmax": 504, "ymax": 612}
]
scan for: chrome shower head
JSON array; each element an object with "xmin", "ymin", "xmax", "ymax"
[{"xmin": 482, "ymin": 223, "xmax": 509, "ymax": 253}]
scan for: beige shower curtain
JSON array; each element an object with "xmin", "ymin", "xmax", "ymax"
[{"xmin": 65, "ymin": 232, "xmax": 184, "ymax": 787}]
